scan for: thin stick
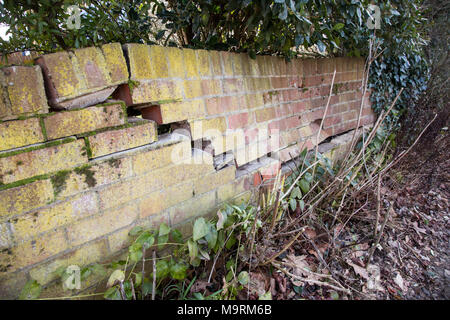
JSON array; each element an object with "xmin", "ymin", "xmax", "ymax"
[
  {"xmin": 312, "ymin": 69, "xmax": 337, "ymax": 180},
  {"xmin": 366, "ymin": 202, "xmax": 393, "ymax": 268},
  {"xmin": 141, "ymin": 246, "xmax": 145, "ymax": 300},
  {"xmin": 274, "ymin": 264, "xmax": 350, "ymax": 294},
  {"xmin": 152, "ymin": 251, "xmax": 156, "ymax": 300},
  {"xmin": 374, "ymin": 174, "xmax": 382, "ymax": 238}
]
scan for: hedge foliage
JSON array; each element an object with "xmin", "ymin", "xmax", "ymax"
[{"xmin": 0, "ymin": 0, "xmax": 429, "ymax": 126}]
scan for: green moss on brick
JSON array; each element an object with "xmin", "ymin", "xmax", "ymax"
[
  {"xmin": 50, "ymin": 169, "xmax": 72, "ymax": 197},
  {"xmin": 74, "ymin": 165, "xmax": 97, "ymax": 188},
  {"xmin": 83, "ymin": 137, "xmax": 93, "ymax": 158},
  {"xmin": 0, "ymin": 137, "xmax": 75, "ymax": 159},
  {"xmin": 0, "ymin": 174, "xmax": 50, "ymax": 192}
]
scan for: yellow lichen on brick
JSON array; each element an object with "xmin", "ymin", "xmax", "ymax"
[
  {"xmin": 194, "ymin": 165, "xmax": 236, "ymax": 195},
  {"xmin": 125, "ymin": 43, "xmax": 152, "ymax": 80},
  {"xmin": 43, "ymin": 103, "xmax": 126, "ymax": 140},
  {"xmin": 160, "ymin": 100, "xmax": 205, "ymax": 124},
  {"xmin": 101, "ymin": 43, "xmax": 128, "ymax": 84},
  {"xmin": 132, "ymin": 136, "xmax": 191, "ymax": 175},
  {"xmin": 87, "ymin": 121, "xmax": 157, "ymax": 158},
  {"xmin": 196, "ymin": 50, "xmax": 212, "ymax": 77},
  {"xmin": 11, "ymin": 193, "xmax": 98, "ymax": 241},
  {"xmin": 140, "ymin": 181, "xmax": 194, "ymax": 218},
  {"xmin": 2, "ymin": 230, "xmax": 69, "ymax": 273},
  {"xmin": 54, "ymin": 157, "xmax": 133, "ymax": 199},
  {"xmin": 29, "ymin": 239, "xmax": 109, "ymax": 285},
  {"xmin": 0, "ymin": 118, "xmax": 44, "ymax": 152},
  {"xmin": 0, "ymin": 139, "xmax": 87, "ymax": 185},
  {"xmin": 3, "ymin": 66, "xmax": 49, "ymax": 116},
  {"xmin": 40, "ymin": 52, "xmax": 82, "ymax": 98},
  {"xmin": 73, "ymin": 46, "xmax": 109, "ymax": 88},
  {"xmin": 183, "ymin": 49, "xmax": 199, "ymax": 78},
  {"xmin": 189, "ymin": 117, "xmax": 227, "ymax": 140},
  {"xmin": 131, "ymin": 80, "xmax": 183, "ymax": 104},
  {"xmin": 166, "ymin": 46, "xmax": 185, "ymax": 78},
  {"xmin": 66, "ymin": 203, "xmax": 138, "ymax": 246},
  {"xmin": 183, "ymin": 80, "xmax": 203, "ymax": 99},
  {"xmin": 0, "ymin": 179, "xmax": 53, "ymax": 218},
  {"xmin": 148, "ymin": 45, "xmax": 169, "ymax": 79}
]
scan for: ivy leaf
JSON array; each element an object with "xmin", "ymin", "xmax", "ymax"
[
  {"xmin": 142, "ymin": 278, "xmax": 153, "ymax": 296},
  {"xmin": 193, "ymin": 218, "xmax": 209, "ymax": 241},
  {"xmin": 205, "ymin": 223, "xmax": 218, "ymax": 249},
  {"xmin": 134, "ymin": 273, "xmax": 142, "ymax": 286},
  {"xmin": 171, "ymin": 229, "xmax": 184, "ymax": 243},
  {"xmin": 104, "ymin": 287, "xmax": 121, "ymax": 300},
  {"xmin": 289, "ymin": 198, "xmax": 297, "ymax": 211},
  {"xmin": 259, "ymin": 291, "xmax": 272, "ymax": 300},
  {"xmin": 158, "ymin": 223, "xmax": 170, "ymax": 236},
  {"xmin": 155, "ymin": 260, "xmax": 170, "ymax": 279},
  {"xmin": 128, "ymin": 226, "xmax": 144, "ymax": 236},
  {"xmin": 299, "ymin": 179, "xmax": 310, "ymax": 194},
  {"xmin": 216, "ymin": 210, "xmax": 226, "ymax": 231},
  {"xmin": 238, "ymin": 271, "xmax": 249, "ymax": 285},
  {"xmin": 291, "ymin": 186, "xmax": 301, "ymax": 199},
  {"xmin": 187, "ymin": 239, "xmax": 198, "ymax": 263},
  {"xmin": 170, "ymin": 262, "xmax": 188, "ymax": 280},
  {"xmin": 19, "ymin": 280, "xmax": 42, "ymax": 300},
  {"xmin": 107, "ymin": 270, "xmax": 125, "ymax": 288},
  {"xmin": 299, "ymin": 200, "xmax": 305, "ymax": 211}
]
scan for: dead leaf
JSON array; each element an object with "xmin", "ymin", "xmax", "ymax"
[
  {"xmin": 190, "ymin": 280, "xmax": 211, "ymax": 293},
  {"xmin": 346, "ymin": 260, "xmax": 369, "ymax": 280},
  {"xmin": 393, "ymin": 273, "xmax": 405, "ymax": 291},
  {"xmin": 304, "ymin": 227, "xmax": 317, "ymax": 239}
]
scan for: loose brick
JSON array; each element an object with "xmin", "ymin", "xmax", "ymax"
[
  {"xmin": 74, "ymin": 46, "xmax": 109, "ymax": 89},
  {"xmin": 0, "ymin": 117, "xmax": 44, "ymax": 151},
  {"xmin": 67, "ymin": 203, "xmax": 138, "ymax": 246},
  {"xmin": 189, "ymin": 117, "xmax": 227, "ymax": 140},
  {"xmin": 43, "ymin": 102, "xmax": 126, "ymax": 140},
  {"xmin": 0, "ymin": 179, "xmax": 53, "ymax": 218},
  {"xmin": 87, "ymin": 120, "xmax": 157, "ymax": 158},
  {"xmin": 0, "ymin": 138, "xmax": 87, "ymax": 185},
  {"xmin": 0, "ymin": 66, "xmax": 49, "ymax": 120},
  {"xmin": 11, "ymin": 192, "xmax": 98, "ymax": 241},
  {"xmin": 124, "ymin": 43, "xmax": 152, "ymax": 80},
  {"xmin": 101, "ymin": 43, "xmax": 129, "ymax": 84},
  {"xmin": 141, "ymin": 100, "xmax": 205, "ymax": 124},
  {"xmin": 131, "ymin": 80, "xmax": 183, "ymax": 104},
  {"xmin": 36, "ymin": 45, "xmax": 126, "ymax": 109},
  {"xmin": 132, "ymin": 133, "xmax": 191, "ymax": 175}
]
